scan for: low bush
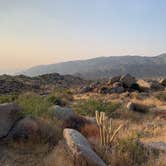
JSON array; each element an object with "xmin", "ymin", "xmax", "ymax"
[
  {"xmin": 46, "ymin": 88, "xmax": 73, "ymax": 106},
  {"xmin": 16, "ymin": 92, "xmax": 51, "ymax": 117},
  {"xmin": 72, "ymin": 97, "xmax": 120, "ymax": 116}
]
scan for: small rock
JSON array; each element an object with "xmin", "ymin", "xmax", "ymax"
[
  {"xmin": 109, "ymin": 76, "xmax": 121, "ymax": 84},
  {"xmin": 80, "ymin": 86, "xmax": 93, "ymax": 93},
  {"xmin": 112, "ymin": 82, "xmax": 122, "ymax": 88},
  {"xmin": 110, "ymin": 86, "xmax": 125, "ymax": 94},
  {"xmin": 149, "ymin": 80, "xmax": 164, "ymax": 91},
  {"xmin": 140, "ymin": 141, "xmax": 166, "ymax": 153},
  {"xmin": 0, "ymin": 103, "xmax": 22, "ymax": 138},
  {"xmin": 127, "ymin": 102, "xmax": 149, "ymax": 113},
  {"xmin": 63, "ymin": 115, "xmax": 95, "ymax": 131},
  {"xmin": 99, "ymin": 86, "xmax": 111, "ymax": 94},
  {"xmin": 137, "ymin": 79, "xmax": 151, "ymax": 92},
  {"xmin": 63, "ymin": 128, "xmax": 106, "ymax": 166},
  {"xmin": 160, "ymin": 78, "xmax": 166, "ymax": 87}
]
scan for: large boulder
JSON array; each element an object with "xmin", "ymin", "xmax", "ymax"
[
  {"xmin": 127, "ymin": 102, "xmax": 149, "ymax": 113},
  {"xmin": 0, "ymin": 103, "xmax": 22, "ymax": 138},
  {"xmin": 120, "ymin": 74, "xmax": 136, "ymax": 88},
  {"xmin": 9, "ymin": 117, "xmax": 39, "ymax": 141},
  {"xmin": 9, "ymin": 117, "xmax": 60, "ymax": 145},
  {"xmin": 63, "ymin": 128, "xmax": 106, "ymax": 166},
  {"xmin": 50, "ymin": 105, "xmax": 75, "ymax": 121}
]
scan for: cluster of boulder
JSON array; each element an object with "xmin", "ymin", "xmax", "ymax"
[
  {"xmin": 0, "ymin": 102, "xmax": 97, "ymax": 142},
  {"xmin": 80, "ymin": 74, "xmax": 166, "ymax": 94},
  {"xmin": 0, "ymin": 103, "xmax": 106, "ymax": 165},
  {"xmin": 0, "ymin": 103, "xmax": 58, "ymax": 144},
  {"xmin": 0, "ymin": 73, "xmax": 85, "ymax": 94}
]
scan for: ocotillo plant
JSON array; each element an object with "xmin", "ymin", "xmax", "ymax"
[{"xmin": 95, "ymin": 111, "xmax": 123, "ymax": 146}]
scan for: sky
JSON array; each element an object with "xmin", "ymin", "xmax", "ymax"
[{"xmin": 0, "ymin": 0, "xmax": 166, "ymax": 73}]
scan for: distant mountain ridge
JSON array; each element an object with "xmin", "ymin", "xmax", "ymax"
[{"xmin": 21, "ymin": 54, "xmax": 166, "ymax": 80}]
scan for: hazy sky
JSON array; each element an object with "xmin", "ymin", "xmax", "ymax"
[{"xmin": 0, "ymin": 0, "xmax": 166, "ymax": 73}]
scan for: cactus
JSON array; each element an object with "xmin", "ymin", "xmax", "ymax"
[{"xmin": 95, "ymin": 111, "xmax": 123, "ymax": 146}]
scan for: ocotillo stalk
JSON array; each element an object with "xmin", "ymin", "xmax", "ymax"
[
  {"xmin": 109, "ymin": 124, "xmax": 124, "ymax": 145},
  {"xmin": 95, "ymin": 111, "xmax": 103, "ymax": 145},
  {"xmin": 101, "ymin": 112, "xmax": 106, "ymax": 146},
  {"xmin": 96, "ymin": 111, "xmax": 124, "ymax": 146}
]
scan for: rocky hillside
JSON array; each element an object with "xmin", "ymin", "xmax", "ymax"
[
  {"xmin": 21, "ymin": 54, "xmax": 166, "ymax": 79},
  {"xmin": 0, "ymin": 73, "xmax": 85, "ymax": 94}
]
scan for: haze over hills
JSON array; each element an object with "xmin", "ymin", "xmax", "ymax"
[{"xmin": 21, "ymin": 54, "xmax": 166, "ymax": 80}]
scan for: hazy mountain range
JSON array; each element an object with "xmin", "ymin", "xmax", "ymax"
[{"xmin": 21, "ymin": 54, "xmax": 166, "ymax": 80}]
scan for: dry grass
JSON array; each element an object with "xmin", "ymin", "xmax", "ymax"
[
  {"xmin": 76, "ymin": 92, "xmax": 166, "ymax": 166},
  {"xmin": 43, "ymin": 142, "xmax": 74, "ymax": 166},
  {"xmin": 80, "ymin": 123, "xmax": 99, "ymax": 141},
  {"xmin": 1, "ymin": 90, "xmax": 166, "ymax": 166}
]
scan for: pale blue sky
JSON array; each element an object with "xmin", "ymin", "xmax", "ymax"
[{"xmin": 0, "ymin": 0, "xmax": 166, "ymax": 72}]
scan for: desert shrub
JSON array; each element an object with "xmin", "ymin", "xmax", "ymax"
[
  {"xmin": 94, "ymin": 134, "xmax": 150, "ymax": 166},
  {"xmin": 0, "ymin": 94, "xmax": 18, "ymax": 104},
  {"xmin": 37, "ymin": 118, "xmax": 63, "ymax": 146},
  {"xmin": 47, "ymin": 88, "xmax": 73, "ymax": 106},
  {"xmin": 72, "ymin": 98, "xmax": 120, "ymax": 116},
  {"xmin": 16, "ymin": 92, "xmax": 51, "ymax": 117},
  {"xmin": 117, "ymin": 136, "xmax": 148, "ymax": 165},
  {"xmin": 156, "ymin": 92, "xmax": 166, "ymax": 101}
]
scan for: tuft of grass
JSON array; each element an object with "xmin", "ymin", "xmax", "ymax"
[
  {"xmin": 0, "ymin": 93, "xmax": 18, "ymax": 104},
  {"xmin": 72, "ymin": 97, "xmax": 120, "ymax": 116},
  {"xmin": 16, "ymin": 92, "xmax": 51, "ymax": 117},
  {"xmin": 156, "ymin": 92, "xmax": 166, "ymax": 101}
]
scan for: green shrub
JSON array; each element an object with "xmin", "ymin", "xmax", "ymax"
[
  {"xmin": 46, "ymin": 88, "xmax": 73, "ymax": 106},
  {"xmin": 156, "ymin": 92, "xmax": 166, "ymax": 101},
  {"xmin": 72, "ymin": 98, "xmax": 119, "ymax": 116},
  {"xmin": 16, "ymin": 92, "xmax": 51, "ymax": 117},
  {"xmin": 0, "ymin": 94, "xmax": 18, "ymax": 104}
]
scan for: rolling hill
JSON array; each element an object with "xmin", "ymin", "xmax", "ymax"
[{"xmin": 21, "ymin": 54, "xmax": 166, "ymax": 80}]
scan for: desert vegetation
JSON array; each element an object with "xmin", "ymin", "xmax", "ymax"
[{"xmin": 0, "ymin": 74, "xmax": 166, "ymax": 166}]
